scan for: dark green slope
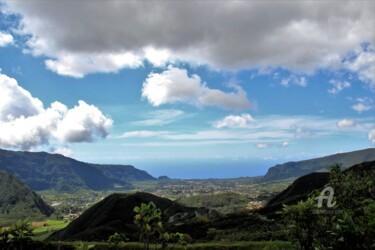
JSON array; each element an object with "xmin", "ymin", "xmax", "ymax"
[
  {"xmin": 260, "ymin": 160, "xmax": 375, "ymax": 215},
  {"xmin": 49, "ymin": 192, "xmax": 218, "ymax": 242},
  {"xmin": 0, "ymin": 171, "xmax": 54, "ymax": 225},
  {"xmin": 0, "ymin": 148, "xmax": 155, "ymax": 191},
  {"xmin": 263, "ymin": 148, "xmax": 375, "ymax": 181}
]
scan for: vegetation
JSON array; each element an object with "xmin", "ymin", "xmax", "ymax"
[
  {"xmin": 0, "ymin": 172, "xmax": 54, "ymax": 226},
  {"xmin": 179, "ymin": 192, "xmax": 253, "ymax": 213},
  {"xmin": 32, "ymin": 219, "xmax": 70, "ymax": 240},
  {"xmin": 133, "ymin": 201, "xmax": 163, "ymax": 249},
  {"xmin": 91, "ymin": 241, "xmax": 292, "ymax": 249},
  {"xmin": 0, "ymin": 148, "xmax": 155, "ymax": 192},
  {"xmin": 283, "ymin": 164, "xmax": 375, "ymax": 250}
]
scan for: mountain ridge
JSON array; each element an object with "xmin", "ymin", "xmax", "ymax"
[
  {"xmin": 262, "ymin": 148, "xmax": 375, "ymax": 181},
  {"xmin": 0, "ymin": 148, "xmax": 155, "ymax": 192}
]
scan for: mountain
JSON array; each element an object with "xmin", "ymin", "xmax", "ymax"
[
  {"xmin": 0, "ymin": 148, "xmax": 154, "ymax": 192},
  {"xmin": 92, "ymin": 164, "xmax": 155, "ymax": 182},
  {"xmin": 260, "ymin": 160, "xmax": 375, "ymax": 216},
  {"xmin": 0, "ymin": 171, "xmax": 54, "ymax": 225},
  {"xmin": 49, "ymin": 192, "xmax": 218, "ymax": 242},
  {"xmin": 262, "ymin": 148, "xmax": 375, "ymax": 182}
]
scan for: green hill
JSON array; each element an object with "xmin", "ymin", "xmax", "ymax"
[
  {"xmin": 0, "ymin": 148, "xmax": 154, "ymax": 192},
  {"xmin": 0, "ymin": 171, "xmax": 54, "ymax": 226},
  {"xmin": 48, "ymin": 192, "xmax": 218, "ymax": 242},
  {"xmin": 262, "ymin": 148, "xmax": 375, "ymax": 181}
]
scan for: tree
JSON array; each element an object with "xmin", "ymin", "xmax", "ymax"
[
  {"xmin": 0, "ymin": 227, "xmax": 11, "ymax": 249},
  {"xmin": 134, "ymin": 201, "xmax": 163, "ymax": 250},
  {"xmin": 283, "ymin": 198, "xmax": 322, "ymax": 250},
  {"xmin": 284, "ymin": 165, "xmax": 375, "ymax": 250},
  {"xmin": 9, "ymin": 219, "xmax": 34, "ymax": 250}
]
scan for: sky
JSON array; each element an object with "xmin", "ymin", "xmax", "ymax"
[{"xmin": 0, "ymin": 0, "xmax": 374, "ymax": 178}]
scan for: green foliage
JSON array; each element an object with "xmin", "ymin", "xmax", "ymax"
[
  {"xmin": 283, "ymin": 164, "xmax": 375, "ymax": 250},
  {"xmin": 3, "ymin": 219, "xmax": 34, "ymax": 250},
  {"xmin": 283, "ymin": 199, "xmax": 323, "ymax": 250},
  {"xmin": 133, "ymin": 202, "xmax": 189, "ymax": 250},
  {"xmin": 0, "ymin": 172, "xmax": 54, "ymax": 226},
  {"xmin": 107, "ymin": 232, "xmax": 128, "ymax": 246},
  {"xmin": 133, "ymin": 201, "xmax": 163, "ymax": 249},
  {"xmin": 92, "ymin": 241, "xmax": 292, "ymax": 250}
]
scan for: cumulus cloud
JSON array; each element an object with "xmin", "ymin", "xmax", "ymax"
[
  {"xmin": 369, "ymin": 128, "xmax": 375, "ymax": 144},
  {"xmin": 337, "ymin": 119, "xmax": 357, "ymax": 128},
  {"xmin": 213, "ymin": 114, "xmax": 257, "ymax": 128},
  {"xmin": 0, "ymin": 31, "xmax": 13, "ymax": 47},
  {"xmin": 4, "ymin": 1, "xmax": 374, "ymax": 77},
  {"xmin": 328, "ymin": 79, "xmax": 351, "ymax": 94},
  {"xmin": 0, "ymin": 73, "xmax": 112, "ymax": 149},
  {"xmin": 142, "ymin": 66, "xmax": 251, "ymax": 109},
  {"xmin": 0, "ymin": 74, "xmax": 44, "ymax": 121},
  {"xmin": 54, "ymin": 101, "xmax": 113, "ymax": 143}
]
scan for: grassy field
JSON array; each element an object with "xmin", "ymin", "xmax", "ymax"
[{"xmin": 31, "ymin": 219, "xmax": 70, "ymax": 241}]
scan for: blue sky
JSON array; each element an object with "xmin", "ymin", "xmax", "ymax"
[{"xmin": 0, "ymin": 1, "xmax": 374, "ymax": 178}]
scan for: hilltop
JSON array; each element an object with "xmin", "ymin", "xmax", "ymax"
[
  {"xmin": 0, "ymin": 171, "xmax": 54, "ymax": 225},
  {"xmin": 262, "ymin": 148, "xmax": 375, "ymax": 181},
  {"xmin": 0, "ymin": 148, "xmax": 154, "ymax": 192},
  {"xmin": 48, "ymin": 192, "xmax": 219, "ymax": 242}
]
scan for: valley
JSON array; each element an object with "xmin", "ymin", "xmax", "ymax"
[{"xmin": 1, "ymin": 148, "xmax": 374, "ymax": 249}]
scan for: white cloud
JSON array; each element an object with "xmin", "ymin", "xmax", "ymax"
[
  {"xmin": 132, "ymin": 109, "xmax": 185, "ymax": 126},
  {"xmin": 328, "ymin": 79, "xmax": 351, "ymax": 94},
  {"xmin": 0, "ymin": 73, "xmax": 112, "ymax": 149},
  {"xmin": 213, "ymin": 114, "xmax": 257, "ymax": 128},
  {"xmin": 369, "ymin": 128, "xmax": 375, "ymax": 144},
  {"xmin": 352, "ymin": 103, "xmax": 372, "ymax": 113},
  {"xmin": 256, "ymin": 143, "xmax": 272, "ymax": 149},
  {"xmin": 142, "ymin": 66, "xmax": 251, "ymax": 109},
  {"xmin": 54, "ymin": 100, "xmax": 113, "ymax": 143},
  {"xmin": 45, "ymin": 52, "xmax": 142, "ymax": 78},
  {"xmin": 292, "ymin": 125, "xmax": 313, "ymax": 139},
  {"xmin": 4, "ymin": 1, "xmax": 374, "ymax": 77},
  {"xmin": 0, "ymin": 31, "xmax": 13, "ymax": 47},
  {"xmin": 344, "ymin": 47, "xmax": 375, "ymax": 89},
  {"xmin": 0, "ymin": 74, "xmax": 44, "ymax": 121},
  {"xmin": 280, "ymin": 75, "xmax": 307, "ymax": 87},
  {"xmin": 351, "ymin": 97, "xmax": 373, "ymax": 113},
  {"xmin": 50, "ymin": 146, "xmax": 72, "ymax": 157},
  {"xmin": 120, "ymin": 130, "xmax": 170, "ymax": 138},
  {"xmin": 337, "ymin": 119, "xmax": 357, "ymax": 128},
  {"xmin": 119, "ymin": 115, "xmax": 372, "ymax": 148}
]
